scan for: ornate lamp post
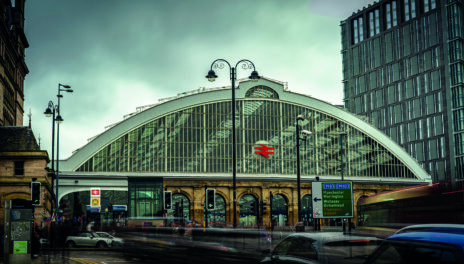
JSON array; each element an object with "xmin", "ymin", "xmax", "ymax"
[
  {"xmin": 44, "ymin": 83, "xmax": 73, "ymax": 218},
  {"xmin": 296, "ymin": 115, "xmax": 311, "ymax": 223},
  {"xmin": 205, "ymin": 59, "xmax": 260, "ymax": 228},
  {"xmin": 339, "ymin": 130, "xmax": 348, "ymax": 231}
]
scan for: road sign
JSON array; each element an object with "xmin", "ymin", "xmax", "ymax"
[
  {"xmin": 91, "ymin": 188, "xmax": 100, "ymax": 196},
  {"xmin": 91, "ymin": 197, "xmax": 100, "ymax": 207},
  {"xmin": 312, "ymin": 181, "xmax": 353, "ymax": 218}
]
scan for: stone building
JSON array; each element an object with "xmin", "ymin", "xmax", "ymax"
[
  {"xmin": 0, "ymin": 0, "xmax": 29, "ymax": 126},
  {"xmin": 0, "ymin": 126, "xmax": 53, "ymax": 234}
]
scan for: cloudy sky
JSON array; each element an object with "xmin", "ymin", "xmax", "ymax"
[{"xmin": 23, "ymin": 0, "xmax": 374, "ymax": 160}]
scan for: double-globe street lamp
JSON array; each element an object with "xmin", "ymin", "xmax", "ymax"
[
  {"xmin": 205, "ymin": 59, "xmax": 260, "ymax": 228},
  {"xmin": 296, "ymin": 115, "xmax": 311, "ymax": 223},
  {"xmin": 338, "ymin": 131, "xmax": 349, "ymax": 231},
  {"xmin": 44, "ymin": 83, "xmax": 73, "ymax": 218}
]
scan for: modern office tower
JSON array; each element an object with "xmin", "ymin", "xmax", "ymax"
[
  {"xmin": 0, "ymin": 0, "xmax": 29, "ymax": 126},
  {"xmin": 340, "ymin": 0, "xmax": 464, "ymax": 185}
]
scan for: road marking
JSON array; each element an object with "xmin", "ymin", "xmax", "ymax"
[{"xmin": 67, "ymin": 257, "xmax": 99, "ymax": 264}]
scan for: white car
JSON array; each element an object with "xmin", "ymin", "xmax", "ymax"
[
  {"xmin": 94, "ymin": 232, "xmax": 124, "ymax": 247},
  {"xmin": 261, "ymin": 232, "xmax": 382, "ymax": 264},
  {"xmin": 65, "ymin": 232, "xmax": 113, "ymax": 248}
]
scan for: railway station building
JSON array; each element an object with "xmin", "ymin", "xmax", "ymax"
[{"xmin": 57, "ymin": 77, "xmax": 431, "ymax": 229}]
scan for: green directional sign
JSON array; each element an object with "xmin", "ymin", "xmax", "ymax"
[
  {"xmin": 312, "ymin": 181, "xmax": 353, "ymax": 218},
  {"xmin": 13, "ymin": 241, "xmax": 27, "ymax": 254}
]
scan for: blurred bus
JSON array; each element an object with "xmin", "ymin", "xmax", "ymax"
[{"xmin": 356, "ymin": 182, "xmax": 464, "ymax": 238}]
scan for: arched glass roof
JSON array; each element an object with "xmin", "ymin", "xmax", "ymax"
[
  {"xmin": 245, "ymin": 85, "xmax": 279, "ymax": 99},
  {"xmin": 62, "ymin": 78, "xmax": 431, "ymax": 183}
]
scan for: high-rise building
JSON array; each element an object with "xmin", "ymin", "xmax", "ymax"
[
  {"xmin": 341, "ymin": 0, "xmax": 463, "ymax": 184},
  {"xmin": 0, "ymin": 0, "xmax": 29, "ymax": 126}
]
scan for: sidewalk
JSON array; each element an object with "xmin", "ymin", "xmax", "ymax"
[{"xmin": 1, "ymin": 250, "xmax": 82, "ymax": 264}]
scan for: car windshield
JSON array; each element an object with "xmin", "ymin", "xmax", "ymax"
[
  {"xmin": 96, "ymin": 233, "xmax": 111, "ymax": 238},
  {"xmin": 365, "ymin": 240, "xmax": 461, "ymax": 264}
]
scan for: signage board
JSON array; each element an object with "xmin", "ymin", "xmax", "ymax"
[
  {"xmin": 90, "ymin": 188, "xmax": 101, "ymax": 208},
  {"xmin": 112, "ymin": 205, "xmax": 127, "ymax": 211},
  {"xmin": 91, "ymin": 188, "xmax": 100, "ymax": 196},
  {"xmin": 91, "ymin": 198, "xmax": 100, "ymax": 207},
  {"xmin": 312, "ymin": 181, "xmax": 353, "ymax": 218}
]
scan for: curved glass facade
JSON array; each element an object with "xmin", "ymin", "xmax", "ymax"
[{"xmin": 76, "ymin": 89, "xmax": 415, "ymax": 179}]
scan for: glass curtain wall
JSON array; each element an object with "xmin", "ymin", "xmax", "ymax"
[
  {"xmin": 129, "ymin": 178, "xmax": 163, "ymax": 218},
  {"xmin": 77, "ymin": 87, "xmax": 417, "ymax": 180}
]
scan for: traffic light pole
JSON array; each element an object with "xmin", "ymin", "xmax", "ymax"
[{"xmin": 204, "ymin": 185, "xmax": 208, "ymax": 228}]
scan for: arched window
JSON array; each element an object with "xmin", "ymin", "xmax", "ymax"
[
  {"xmin": 245, "ymin": 85, "xmax": 279, "ymax": 99},
  {"xmin": 169, "ymin": 193, "xmax": 190, "ymax": 221},
  {"xmin": 207, "ymin": 193, "xmax": 226, "ymax": 227},
  {"xmin": 301, "ymin": 194, "xmax": 313, "ymax": 226},
  {"xmin": 239, "ymin": 194, "xmax": 258, "ymax": 227},
  {"xmin": 271, "ymin": 194, "xmax": 288, "ymax": 227}
]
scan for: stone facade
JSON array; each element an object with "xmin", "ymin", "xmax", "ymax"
[
  {"xmin": 165, "ymin": 179, "xmax": 408, "ymax": 227},
  {"xmin": 0, "ymin": 0, "xmax": 29, "ymax": 126},
  {"xmin": 0, "ymin": 127, "xmax": 52, "ymax": 235}
]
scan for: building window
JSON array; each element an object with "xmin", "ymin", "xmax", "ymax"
[
  {"xmin": 451, "ymin": 62, "xmax": 464, "ymax": 86},
  {"xmin": 454, "ymin": 109, "xmax": 464, "ymax": 132},
  {"xmin": 452, "ymin": 85, "xmax": 464, "ymax": 108},
  {"xmin": 368, "ymin": 9, "xmax": 380, "ymax": 38},
  {"xmin": 423, "ymin": 0, "xmax": 436, "ymax": 13},
  {"xmin": 449, "ymin": 40, "xmax": 464, "ymax": 63},
  {"xmin": 352, "ymin": 16, "xmax": 364, "ymax": 44},
  {"xmin": 14, "ymin": 161, "xmax": 24, "ymax": 176},
  {"xmin": 386, "ymin": 1, "xmax": 398, "ymax": 29},
  {"xmin": 245, "ymin": 86, "xmax": 279, "ymax": 99},
  {"xmin": 455, "ymin": 133, "xmax": 464, "ymax": 156},
  {"xmin": 404, "ymin": 0, "xmax": 417, "ymax": 21}
]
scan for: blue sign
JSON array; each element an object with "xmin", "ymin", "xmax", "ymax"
[{"xmin": 113, "ymin": 205, "xmax": 127, "ymax": 212}]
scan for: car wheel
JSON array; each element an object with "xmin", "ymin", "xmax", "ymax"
[
  {"xmin": 96, "ymin": 241, "xmax": 107, "ymax": 248},
  {"xmin": 66, "ymin": 241, "xmax": 76, "ymax": 248}
]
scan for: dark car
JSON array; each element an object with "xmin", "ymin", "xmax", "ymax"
[
  {"xmin": 364, "ymin": 226, "xmax": 464, "ymax": 264},
  {"xmin": 261, "ymin": 232, "xmax": 381, "ymax": 264}
]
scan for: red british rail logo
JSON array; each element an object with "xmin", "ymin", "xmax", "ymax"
[{"xmin": 254, "ymin": 144, "xmax": 274, "ymax": 157}]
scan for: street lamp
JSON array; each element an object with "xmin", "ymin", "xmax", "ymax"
[
  {"xmin": 338, "ymin": 131, "xmax": 347, "ymax": 181},
  {"xmin": 44, "ymin": 83, "xmax": 73, "ymax": 218},
  {"xmin": 296, "ymin": 115, "xmax": 311, "ymax": 223},
  {"xmin": 205, "ymin": 59, "xmax": 260, "ymax": 228}
]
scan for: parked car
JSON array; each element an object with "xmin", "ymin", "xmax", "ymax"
[
  {"xmin": 365, "ymin": 225, "xmax": 464, "ymax": 264},
  {"xmin": 261, "ymin": 232, "xmax": 381, "ymax": 264},
  {"xmin": 65, "ymin": 232, "xmax": 113, "ymax": 248},
  {"xmin": 94, "ymin": 232, "xmax": 124, "ymax": 247}
]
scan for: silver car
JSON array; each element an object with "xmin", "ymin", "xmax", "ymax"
[
  {"xmin": 94, "ymin": 232, "xmax": 124, "ymax": 247},
  {"xmin": 65, "ymin": 232, "xmax": 113, "ymax": 248},
  {"xmin": 261, "ymin": 232, "xmax": 382, "ymax": 264}
]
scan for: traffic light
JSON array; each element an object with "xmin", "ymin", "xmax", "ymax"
[
  {"xmin": 206, "ymin": 189, "xmax": 215, "ymax": 210},
  {"xmin": 260, "ymin": 201, "xmax": 267, "ymax": 215},
  {"xmin": 164, "ymin": 191, "xmax": 172, "ymax": 210},
  {"xmin": 250, "ymin": 201, "xmax": 257, "ymax": 215},
  {"xmin": 31, "ymin": 182, "xmax": 41, "ymax": 205}
]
